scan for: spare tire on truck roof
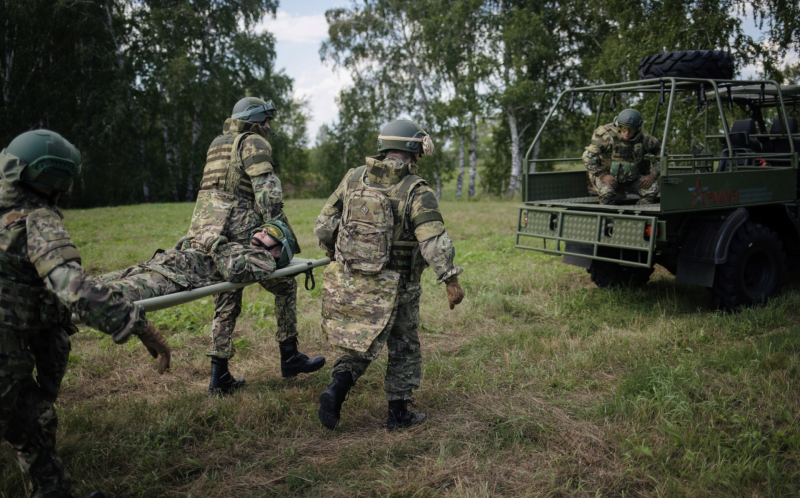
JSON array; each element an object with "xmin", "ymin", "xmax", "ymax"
[{"xmin": 638, "ymin": 50, "xmax": 735, "ymax": 80}]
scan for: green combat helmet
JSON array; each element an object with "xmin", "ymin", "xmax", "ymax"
[
  {"xmin": 231, "ymin": 97, "xmax": 276, "ymax": 124},
  {"xmin": 0, "ymin": 129, "xmax": 81, "ymax": 192},
  {"xmin": 614, "ymin": 109, "xmax": 644, "ymax": 132},
  {"xmin": 377, "ymin": 119, "xmax": 435, "ymax": 157},
  {"xmin": 250, "ymin": 219, "xmax": 296, "ymax": 269}
]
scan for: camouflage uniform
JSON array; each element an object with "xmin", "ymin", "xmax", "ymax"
[
  {"xmin": 0, "ymin": 178, "xmax": 148, "ymax": 498},
  {"xmin": 187, "ymin": 118, "xmax": 299, "ymax": 359},
  {"xmin": 582, "ymin": 124, "xmax": 662, "ymax": 204},
  {"xmin": 315, "ymin": 155, "xmax": 462, "ymax": 401},
  {"xmin": 96, "ymin": 232, "xmax": 277, "ymax": 303}
]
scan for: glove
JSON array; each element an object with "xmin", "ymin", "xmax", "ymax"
[
  {"xmin": 445, "ymin": 276, "xmax": 464, "ymax": 310},
  {"xmin": 640, "ymin": 172, "xmax": 658, "ymax": 189},
  {"xmin": 138, "ymin": 321, "xmax": 171, "ymax": 374}
]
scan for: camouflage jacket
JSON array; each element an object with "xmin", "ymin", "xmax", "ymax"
[
  {"xmin": 185, "ymin": 119, "xmax": 295, "ymax": 249},
  {"xmin": 0, "ymin": 180, "xmax": 146, "ymax": 344},
  {"xmin": 315, "ymin": 155, "xmax": 462, "ymax": 284},
  {"xmin": 582, "ymin": 124, "xmax": 662, "ymax": 181},
  {"xmin": 316, "ymin": 156, "xmax": 462, "ymax": 352}
]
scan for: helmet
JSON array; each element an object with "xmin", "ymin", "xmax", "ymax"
[
  {"xmin": 614, "ymin": 109, "xmax": 644, "ymax": 132},
  {"xmin": 377, "ymin": 119, "xmax": 434, "ymax": 156},
  {"xmin": 231, "ymin": 97, "xmax": 276, "ymax": 123},
  {"xmin": 251, "ymin": 220, "xmax": 296, "ymax": 269},
  {"xmin": 1, "ymin": 130, "xmax": 81, "ymax": 192}
]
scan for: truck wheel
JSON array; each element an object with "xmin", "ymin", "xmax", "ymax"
[
  {"xmin": 638, "ymin": 50, "xmax": 734, "ymax": 80},
  {"xmin": 589, "ymin": 261, "xmax": 654, "ymax": 288},
  {"xmin": 712, "ymin": 222, "xmax": 785, "ymax": 310}
]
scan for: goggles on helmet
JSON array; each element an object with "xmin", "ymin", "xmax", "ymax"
[
  {"xmin": 231, "ymin": 101, "xmax": 276, "ymax": 123},
  {"xmin": 620, "ymin": 126, "xmax": 637, "ymax": 134},
  {"xmin": 251, "ymin": 222, "xmax": 294, "ymax": 269}
]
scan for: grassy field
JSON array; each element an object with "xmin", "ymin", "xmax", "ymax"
[{"xmin": 2, "ymin": 199, "xmax": 800, "ymax": 497}]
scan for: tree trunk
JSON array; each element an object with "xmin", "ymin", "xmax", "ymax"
[
  {"xmin": 187, "ymin": 99, "xmax": 202, "ymax": 201},
  {"xmin": 507, "ymin": 108, "xmax": 522, "ymax": 198},
  {"xmin": 160, "ymin": 109, "xmax": 179, "ymax": 201},
  {"xmin": 433, "ymin": 169, "xmax": 442, "ymax": 200},
  {"xmin": 468, "ymin": 117, "xmax": 477, "ymax": 198},
  {"xmin": 456, "ymin": 134, "xmax": 465, "ymax": 200}
]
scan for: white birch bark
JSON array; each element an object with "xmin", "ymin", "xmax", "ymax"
[
  {"xmin": 507, "ymin": 108, "xmax": 522, "ymax": 198},
  {"xmin": 456, "ymin": 134, "xmax": 465, "ymax": 200},
  {"xmin": 468, "ymin": 117, "xmax": 477, "ymax": 198}
]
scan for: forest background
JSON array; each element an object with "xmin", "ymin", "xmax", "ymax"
[{"xmin": 1, "ymin": 0, "xmax": 799, "ymax": 208}]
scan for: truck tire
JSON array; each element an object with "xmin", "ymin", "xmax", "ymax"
[
  {"xmin": 589, "ymin": 261, "xmax": 654, "ymax": 288},
  {"xmin": 638, "ymin": 51, "xmax": 734, "ymax": 80},
  {"xmin": 711, "ymin": 222, "xmax": 785, "ymax": 310}
]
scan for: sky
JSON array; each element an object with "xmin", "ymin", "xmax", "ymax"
[
  {"xmin": 257, "ymin": 1, "xmax": 352, "ymax": 145},
  {"xmin": 260, "ymin": 1, "xmax": 798, "ymax": 144}
]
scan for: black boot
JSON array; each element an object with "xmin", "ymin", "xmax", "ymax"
[
  {"xmin": 279, "ymin": 338, "xmax": 326, "ymax": 378},
  {"xmin": 208, "ymin": 357, "xmax": 245, "ymax": 395},
  {"xmin": 318, "ymin": 371, "xmax": 353, "ymax": 430},
  {"xmin": 387, "ymin": 400, "xmax": 427, "ymax": 431}
]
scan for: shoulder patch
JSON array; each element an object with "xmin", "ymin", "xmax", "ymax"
[
  {"xmin": 27, "ymin": 208, "xmax": 80, "ymax": 277},
  {"xmin": 419, "ymin": 189, "xmax": 439, "ymax": 210}
]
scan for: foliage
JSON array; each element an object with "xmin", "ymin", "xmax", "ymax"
[{"xmin": 0, "ymin": 0, "xmax": 307, "ymax": 207}]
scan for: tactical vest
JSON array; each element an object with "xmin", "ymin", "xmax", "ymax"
[
  {"xmin": 0, "ymin": 208, "xmax": 64, "ymax": 331},
  {"xmin": 199, "ymin": 132, "xmax": 256, "ymax": 202},
  {"xmin": 603, "ymin": 126, "xmax": 647, "ymax": 182},
  {"xmin": 335, "ymin": 165, "xmax": 425, "ymax": 275}
]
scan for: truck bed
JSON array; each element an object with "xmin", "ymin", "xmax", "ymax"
[{"xmin": 526, "ymin": 195, "xmax": 662, "ymax": 212}]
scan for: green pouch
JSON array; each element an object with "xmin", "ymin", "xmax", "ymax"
[
  {"xmin": 610, "ymin": 161, "xmax": 621, "ymax": 178},
  {"xmin": 611, "ymin": 161, "xmax": 636, "ymax": 183}
]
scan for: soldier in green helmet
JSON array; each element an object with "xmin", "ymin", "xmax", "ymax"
[
  {"xmin": 314, "ymin": 119, "xmax": 465, "ymax": 431},
  {"xmin": 0, "ymin": 130, "xmax": 171, "ymax": 498},
  {"xmin": 184, "ymin": 96, "xmax": 324, "ymax": 395},
  {"xmin": 582, "ymin": 108, "xmax": 662, "ymax": 205}
]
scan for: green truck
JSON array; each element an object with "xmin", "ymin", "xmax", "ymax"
[{"xmin": 515, "ymin": 51, "xmax": 799, "ymax": 309}]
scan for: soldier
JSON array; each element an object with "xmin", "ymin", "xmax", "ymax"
[
  {"xmin": 185, "ymin": 97, "xmax": 324, "ymax": 395},
  {"xmin": 97, "ymin": 220, "xmax": 296, "ymax": 311},
  {"xmin": 0, "ymin": 130, "xmax": 171, "ymax": 498},
  {"xmin": 583, "ymin": 108, "xmax": 662, "ymax": 205},
  {"xmin": 314, "ymin": 119, "xmax": 465, "ymax": 431}
]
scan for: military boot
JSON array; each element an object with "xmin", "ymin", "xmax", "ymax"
[
  {"xmin": 387, "ymin": 400, "xmax": 427, "ymax": 431},
  {"xmin": 208, "ymin": 357, "xmax": 245, "ymax": 395},
  {"xmin": 318, "ymin": 371, "xmax": 353, "ymax": 430},
  {"xmin": 279, "ymin": 338, "xmax": 326, "ymax": 378}
]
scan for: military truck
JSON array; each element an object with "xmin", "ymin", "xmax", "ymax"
[{"xmin": 515, "ymin": 50, "xmax": 800, "ymax": 309}]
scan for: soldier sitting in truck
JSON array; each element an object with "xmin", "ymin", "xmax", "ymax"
[{"xmin": 583, "ymin": 109, "xmax": 661, "ymax": 205}]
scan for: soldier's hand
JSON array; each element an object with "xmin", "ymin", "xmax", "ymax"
[
  {"xmin": 600, "ymin": 173, "xmax": 618, "ymax": 188},
  {"xmin": 446, "ymin": 276, "xmax": 464, "ymax": 310},
  {"xmin": 640, "ymin": 172, "xmax": 657, "ymax": 189},
  {"xmin": 138, "ymin": 321, "xmax": 171, "ymax": 374},
  {"xmin": 325, "ymin": 250, "xmax": 335, "ymax": 259}
]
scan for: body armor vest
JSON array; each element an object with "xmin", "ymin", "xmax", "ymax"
[
  {"xmin": 199, "ymin": 132, "xmax": 255, "ymax": 202},
  {"xmin": 603, "ymin": 125, "xmax": 647, "ymax": 182},
  {"xmin": 0, "ymin": 207, "xmax": 63, "ymax": 331},
  {"xmin": 336, "ymin": 165, "xmax": 425, "ymax": 275}
]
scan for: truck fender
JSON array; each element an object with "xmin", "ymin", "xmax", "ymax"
[
  {"xmin": 713, "ymin": 208, "xmax": 749, "ymax": 264},
  {"xmin": 676, "ymin": 208, "xmax": 748, "ymax": 287}
]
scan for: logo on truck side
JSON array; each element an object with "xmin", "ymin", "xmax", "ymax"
[{"xmin": 688, "ymin": 178, "xmax": 739, "ymax": 206}]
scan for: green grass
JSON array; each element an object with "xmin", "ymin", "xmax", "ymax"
[{"xmin": 2, "ymin": 199, "xmax": 800, "ymax": 497}]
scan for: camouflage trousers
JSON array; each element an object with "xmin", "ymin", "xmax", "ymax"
[
  {"xmin": 332, "ymin": 279, "xmax": 422, "ymax": 402},
  {"xmin": 594, "ymin": 174, "xmax": 659, "ymax": 205},
  {"xmin": 0, "ymin": 329, "xmax": 72, "ymax": 498},
  {"xmin": 207, "ymin": 275, "xmax": 297, "ymax": 359}
]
